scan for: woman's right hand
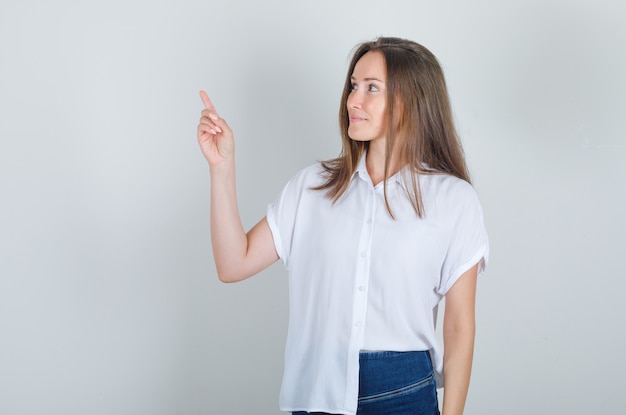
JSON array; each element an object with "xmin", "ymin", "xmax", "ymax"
[{"xmin": 197, "ymin": 90, "xmax": 235, "ymax": 168}]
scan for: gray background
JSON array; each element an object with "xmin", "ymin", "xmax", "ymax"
[{"xmin": 1, "ymin": 0, "xmax": 625, "ymax": 414}]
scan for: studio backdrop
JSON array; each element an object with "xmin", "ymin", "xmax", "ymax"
[{"xmin": 1, "ymin": 0, "xmax": 624, "ymax": 414}]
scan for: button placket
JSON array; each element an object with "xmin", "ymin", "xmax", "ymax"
[
  {"xmin": 345, "ymin": 183, "xmax": 377, "ymax": 408},
  {"xmin": 352, "ymin": 188, "xmax": 376, "ymax": 331}
]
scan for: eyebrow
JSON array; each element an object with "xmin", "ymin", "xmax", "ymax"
[{"xmin": 351, "ymin": 76, "xmax": 385, "ymax": 83}]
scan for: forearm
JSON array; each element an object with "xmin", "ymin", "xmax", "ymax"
[
  {"xmin": 198, "ymin": 91, "xmax": 278, "ymax": 283},
  {"xmin": 441, "ymin": 323, "xmax": 475, "ymax": 415}
]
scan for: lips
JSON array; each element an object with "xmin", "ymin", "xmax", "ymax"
[{"xmin": 349, "ymin": 114, "xmax": 366, "ymax": 123}]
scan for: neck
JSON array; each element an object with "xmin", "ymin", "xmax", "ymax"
[{"xmin": 365, "ymin": 142, "xmax": 401, "ymax": 186}]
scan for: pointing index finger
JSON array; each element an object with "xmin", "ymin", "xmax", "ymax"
[{"xmin": 199, "ymin": 90, "xmax": 215, "ymax": 111}]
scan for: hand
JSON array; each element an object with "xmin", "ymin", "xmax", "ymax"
[{"xmin": 197, "ymin": 90, "xmax": 235, "ymax": 167}]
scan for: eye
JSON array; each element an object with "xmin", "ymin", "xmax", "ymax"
[
  {"xmin": 368, "ymin": 84, "xmax": 379, "ymax": 92},
  {"xmin": 351, "ymin": 83, "xmax": 358, "ymax": 90}
]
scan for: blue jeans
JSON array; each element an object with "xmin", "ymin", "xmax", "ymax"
[{"xmin": 293, "ymin": 350, "xmax": 439, "ymax": 415}]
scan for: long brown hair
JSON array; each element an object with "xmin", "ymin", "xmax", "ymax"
[{"xmin": 314, "ymin": 37, "xmax": 471, "ymax": 218}]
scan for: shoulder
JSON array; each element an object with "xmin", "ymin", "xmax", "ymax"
[
  {"xmin": 276, "ymin": 162, "xmax": 327, "ymax": 200},
  {"xmin": 284, "ymin": 162, "xmax": 327, "ymax": 189},
  {"xmin": 268, "ymin": 162, "xmax": 329, "ymax": 230},
  {"xmin": 420, "ymin": 173, "xmax": 483, "ymax": 217},
  {"xmin": 422, "ymin": 173, "xmax": 478, "ymax": 201}
]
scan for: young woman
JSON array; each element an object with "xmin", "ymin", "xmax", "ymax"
[{"xmin": 197, "ymin": 36, "xmax": 489, "ymax": 415}]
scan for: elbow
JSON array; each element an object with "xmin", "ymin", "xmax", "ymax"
[
  {"xmin": 217, "ymin": 275, "xmax": 233, "ymax": 284},
  {"xmin": 443, "ymin": 316, "xmax": 476, "ymax": 344},
  {"xmin": 215, "ymin": 266, "xmax": 248, "ymax": 283},
  {"xmin": 443, "ymin": 326, "xmax": 475, "ymax": 357},
  {"xmin": 216, "ymin": 270, "xmax": 239, "ymax": 284},
  {"xmin": 445, "ymin": 319, "xmax": 475, "ymax": 337}
]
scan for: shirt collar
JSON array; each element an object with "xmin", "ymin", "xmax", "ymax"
[{"xmin": 353, "ymin": 150, "xmax": 405, "ymax": 186}]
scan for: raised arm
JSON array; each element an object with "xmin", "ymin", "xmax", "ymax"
[
  {"xmin": 441, "ymin": 263, "xmax": 479, "ymax": 415},
  {"xmin": 197, "ymin": 90, "xmax": 279, "ymax": 283}
]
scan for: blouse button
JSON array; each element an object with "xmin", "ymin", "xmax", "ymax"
[{"xmin": 360, "ymin": 251, "xmax": 367, "ymax": 257}]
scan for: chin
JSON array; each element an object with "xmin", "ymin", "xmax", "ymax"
[
  {"xmin": 349, "ymin": 137, "xmax": 372, "ymax": 143},
  {"xmin": 348, "ymin": 131, "xmax": 370, "ymax": 142}
]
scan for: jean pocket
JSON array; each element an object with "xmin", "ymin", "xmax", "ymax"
[{"xmin": 358, "ymin": 374, "xmax": 434, "ymax": 404}]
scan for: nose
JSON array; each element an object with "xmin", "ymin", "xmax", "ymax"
[{"xmin": 347, "ymin": 89, "xmax": 362, "ymax": 109}]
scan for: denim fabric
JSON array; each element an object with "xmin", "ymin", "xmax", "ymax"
[
  {"xmin": 357, "ymin": 350, "xmax": 439, "ymax": 415},
  {"xmin": 292, "ymin": 350, "xmax": 439, "ymax": 415}
]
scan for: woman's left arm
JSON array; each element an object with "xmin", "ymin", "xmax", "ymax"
[{"xmin": 441, "ymin": 263, "xmax": 479, "ymax": 415}]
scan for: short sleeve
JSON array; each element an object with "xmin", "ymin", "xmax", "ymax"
[
  {"xmin": 266, "ymin": 167, "xmax": 313, "ymax": 269},
  {"xmin": 437, "ymin": 183, "xmax": 490, "ymax": 295}
]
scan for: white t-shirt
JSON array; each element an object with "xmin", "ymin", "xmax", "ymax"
[{"xmin": 266, "ymin": 153, "xmax": 489, "ymax": 415}]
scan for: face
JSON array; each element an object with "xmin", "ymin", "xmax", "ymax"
[{"xmin": 346, "ymin": 51, "xmax": 387, "ymax": 144}]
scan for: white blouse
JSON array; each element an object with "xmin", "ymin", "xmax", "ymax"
[{"xmin": 266, "ymin": 153, "xmax": 489, "ymax": 415}]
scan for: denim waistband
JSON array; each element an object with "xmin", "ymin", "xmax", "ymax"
[{"xmin": 359, "ymin": 350, "xmax": 430, "ymax": 360}]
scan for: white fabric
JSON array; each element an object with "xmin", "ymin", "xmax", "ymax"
[{"xmin": 266, "ymin": 153, "xmax": 489, "ymax": 415}]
